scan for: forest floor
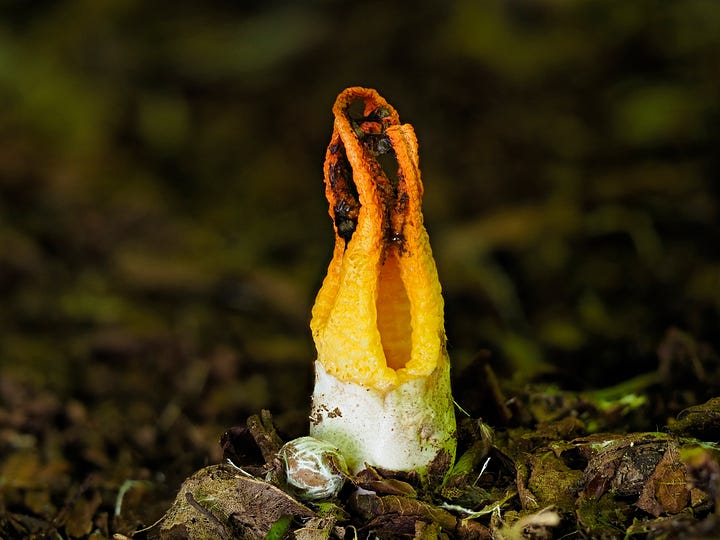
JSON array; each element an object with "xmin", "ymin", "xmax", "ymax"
[{"xmin": 2, "ymin": 2, "xmax": 720, "ymax": 538}]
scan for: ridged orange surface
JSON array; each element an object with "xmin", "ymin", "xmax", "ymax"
[{"xmin": 311, "ymin": 87, "xmax": 447, "ymax": 392}]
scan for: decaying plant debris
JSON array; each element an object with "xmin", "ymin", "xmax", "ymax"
[
  {"xmin": 156, "ymin": 331, "xmax": 720, "ymax": 539},
  {"xmin": 155, "ymin": 353, "xmax": 720, "ymax": 540},
  {"xmin": 2, "ymin": 328, "xmax": 720, "ymax": 538},
  {"xmin": 155, "ymin": 328, "xmax": 720, "ymax": 539}
]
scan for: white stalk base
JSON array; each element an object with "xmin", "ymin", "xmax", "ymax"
[{"xmin": 310, "ymin": 361, "xmax": 456, "ymax": 476}]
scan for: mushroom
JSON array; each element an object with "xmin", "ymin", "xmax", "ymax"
[
  {"xmin": 278, "ymin": 436, "xmax": 348, "ymax": 500},
  {"xmin": 309, "ymin": 87, "xmax": 456, "ymax": 478}
]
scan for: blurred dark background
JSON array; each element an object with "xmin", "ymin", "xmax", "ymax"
[{"xmin": 1, "ymin": 0, "xmax": 719, "ymax": 532}]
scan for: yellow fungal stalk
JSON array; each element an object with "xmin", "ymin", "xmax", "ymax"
[{"xmin": 310, "ymin": 87, "xmax": 456, "ymax": 476}]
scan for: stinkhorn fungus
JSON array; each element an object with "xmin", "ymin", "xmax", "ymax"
[
  {"xmin": 278, "ymin": 436, "xmax": 349, "ymax": 500},
  {"xmin": 309, "ymin": 87, "xmax": 456, "ymax": 478}
]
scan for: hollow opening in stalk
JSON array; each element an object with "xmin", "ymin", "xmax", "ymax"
[
  {"xmin": 344, "ymin": 97, "xmax": 411, "ymax": 372},
  {"xmin": 377, "ymin": 251, "xmax": 411, "ymax": 370}
]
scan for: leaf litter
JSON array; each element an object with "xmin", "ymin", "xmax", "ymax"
[{"xmin": 155, "ymin": 333, "xmax": 720, "ymax": 539}]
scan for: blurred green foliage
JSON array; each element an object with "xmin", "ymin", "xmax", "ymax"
[{"xmin": 1, "ymin": 0, "xmax": 719, "ymax": 414}]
